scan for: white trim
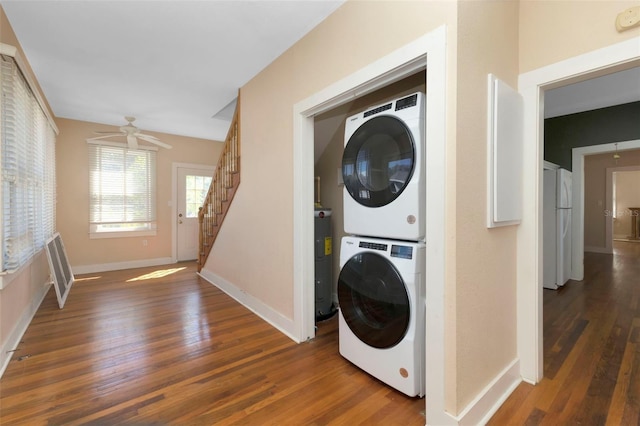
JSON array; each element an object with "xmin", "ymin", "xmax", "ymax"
[
  {"xmin": 607, "ymin": 164, "xmax": 640, "ymax": 247},
  {"xmin": 293, "ymin": 25, "xmax": 453, "ymax": 425},
  {"xmin": 198, "ymin": 269, "xmax": 298, "ymax": 343},
  {"xmin": 71, "ymin": 257, "xmax": 174, "ymax": 275},
  {"xmin": 574, "ymin": 140, "xmax": 640, "ymax": 263},
  {"xmin": 171, "ymin": 162, "xmax": 216, "ymax": 263},
  {"xmin": 89, "ymin": 228, "xmax": 157, "ymax": 239},
  {"xmin": 0, "ymin": 279, "xmax": 50, "ymax": 379},
  {"xmin": 518, "ymin": 36, "xmax": 640, "ymax": 384},
  {"xmin": 456, "ymin": 359, "xmax": 522, "ymax": 426},
  {"xmin": 0, "ymin": 42, "xmax": 58, "ymax": 134}
]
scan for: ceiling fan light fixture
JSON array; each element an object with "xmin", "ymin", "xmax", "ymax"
[{"xmin": 86, "ymin": 116, "xmax": 172, "ymax": 149}]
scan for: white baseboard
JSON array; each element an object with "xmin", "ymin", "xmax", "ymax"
[
  {"xmin": 198, "ymin": 269, "xmax": 299, "ymax": 343},
  {"xmin": 456, "ymin": 359, "xmax": 521, "ymax": 425},
  {"xmin": 584, "ymin": 246, "xmax": 612, "ymax": 254},
  {"xmin": 0, "ymin": 281, "xmax": 51, "ymax": 379},
  {"xmin": 72, "ymin": 257, "xmax": 174, "ymax": 275}
]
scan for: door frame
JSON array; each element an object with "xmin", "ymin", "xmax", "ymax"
[
  {"xmin": 293, "ymin": 26, "xmax": 449, "ymax": 424},
  {"xmin": 171, "ymin": 162, "xmax": 215, "ymax": 263},
  {"xmin": 576, "ymin": 140, "xmax": 640, "ymax": 254},
  {"xmin": 518, "ymin": 37, "xmax": 640, "ymax": 384}
]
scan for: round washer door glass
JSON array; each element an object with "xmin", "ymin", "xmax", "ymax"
[
  {"xmin": 338, "ymin": 252, "xmax": 410, "ymax": 349},
  {"xmin": 342, "ymin": 116, "xmax": 415, "ymax": 207}
]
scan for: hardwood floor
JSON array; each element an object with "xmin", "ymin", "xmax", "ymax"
[
  {"xmin": 0, "ymin": 263, "xmax": 425, "ymax": 425},
  {"xmin": 489, "ymin": 241, "xmax": 640, "ymax": 425},
  {"xmin": 4, "ymin": 242, "xmax": 637, "ymax": 425}
]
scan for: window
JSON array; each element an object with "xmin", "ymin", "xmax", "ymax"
[
  {"xmin": 88, "ymin": 142, "xmax": 157, "ymax": 238},
  {"xmin": 1, "ymin": 51, "xmax": 57, "ymax": 274},
  {"xmin": 185, "ymin": 175, "xmax": 212, "ymax": 218}
]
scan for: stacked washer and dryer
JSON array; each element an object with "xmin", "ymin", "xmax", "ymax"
[{"xmin": 338, "ymin": 92, "xmax": 426, "ymax": 398}]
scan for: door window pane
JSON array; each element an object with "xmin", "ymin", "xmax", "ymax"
[{"xmin": 185, "ymin": 175, "xmax": 212, "ymax": 218}]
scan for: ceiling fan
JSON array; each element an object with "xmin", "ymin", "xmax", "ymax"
[{"xmin": 87, "ymin": 116, "xmax": 172, "ymax": 149}]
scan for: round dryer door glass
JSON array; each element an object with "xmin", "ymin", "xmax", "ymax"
[
  {"xmin": 338, "ymin": 252, "xmax": 410, "ymax": 349},
  {"xmin": 342, "ymin": 116, "xmax": 415, "ymax": 207}
]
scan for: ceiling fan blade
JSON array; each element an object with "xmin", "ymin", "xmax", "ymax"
[
  {"xmin": 138, "ymin": 134, "xmax": 172, "ymax": 149},
  {"xmin": 127, "ymin": 134, "xmax": 138, "ymax": 149},
  {"xmin": 87, "ymin": 134, "xmax": 122, "ymax": 141},
  {"xmin": 94, "ymin": 130, "xmax": 122, "ymax": 134},
  {"xmin": 137, "ymin": 132, "xmax": 159, "ymax": 140}
]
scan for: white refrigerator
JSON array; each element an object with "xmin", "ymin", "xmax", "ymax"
[{"xmin": 543, "ymin": 167, "xmax": 572, "ymax": 289}]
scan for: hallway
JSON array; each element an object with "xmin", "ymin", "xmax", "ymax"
[{"xmin": 489, "ymin": 241, "xmax": 640, "ymax": 424}]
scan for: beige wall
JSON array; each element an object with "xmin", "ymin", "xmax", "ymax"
[
  {"xmin": 584, "ymin": 149, "xmax": 640, "ymax": 249},
  {"xmin": 454, "ymin": 0, "xmax": 520, "ymax": 411},
  {"xmin": 203, "ymin": 0, "xmax": 520, "ymax": 415},
  {"xmin": 55, "ymin": 118, "xmax": 224, "ymax": 268},
  {"xmin": 204, "ymin": 0, "xmax": 456, "ymax": 318},
  {"xmin": 203, "ymin": 0, "xmax": 521, "ymax": 415},
  {"xmin": 519, "ymin": 0, "xmax": 640, "ymax": 73},
  {"xmin": 4, "ymin": 0, "xmax": 638, "ymax": 418}
]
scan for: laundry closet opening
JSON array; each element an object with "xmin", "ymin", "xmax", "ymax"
[
  {"xmin": 311, "ymin": 70, "xmax": 427, "ymax": 397},
  {"xmin": 312, "ymin": 70, "xmax": 426, "ymax": 322}
]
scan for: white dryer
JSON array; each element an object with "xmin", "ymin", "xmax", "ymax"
[
  {"xmin": 342, "ymin": 92, "xmax": 425, "ymax": 241},
  {"xmin": 338, "ymin": 236, "xmax": 425, "ymax": 397}
]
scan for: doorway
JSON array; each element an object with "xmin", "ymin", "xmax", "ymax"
[
  {"xmin": 518, "ymin": 37, "xmax": 640, "ymax": 383},
  {"xmin": 293, "ymin": 26, "xmax": 448, "ymax": 424},
  {"xmin": 610, "ymin": 166, "xmax": 640, "ymax": 242},
  {"xmin": 172, "ymin": 163, "xmax": 214, "ymax": 262},
  {"xmin": 572, "ymin": 141, "xmax": 640, "ymax": 272}
]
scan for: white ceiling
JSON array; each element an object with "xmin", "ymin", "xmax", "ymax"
[
  {"xmin": 1, "ymin": 0, "xmax": 345, "ymax": 141},
  {"xmin": 1, "ymin": 1, "xmax": 637, "ymax": 143},
  {"xmin": 544, "ymin": 66, "xmax": 640, "ymax": 119}
]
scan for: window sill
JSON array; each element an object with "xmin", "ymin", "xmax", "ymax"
[{"xmin": 89, "ymin": 230, "xmax": 157, "ymax": 239}]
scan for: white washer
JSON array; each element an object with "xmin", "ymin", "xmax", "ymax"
[
  {"xmin": 338, "ymin": 236, "xmax": 425, "ymax": 397},
  {"xmin": 342, "ymin": 92, "xmax": 425, "ymax": 241}
]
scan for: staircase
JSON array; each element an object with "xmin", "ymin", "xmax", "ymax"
[{"xmin": 197, "ymin": 94, "xmax": 241, "ymax": 272}]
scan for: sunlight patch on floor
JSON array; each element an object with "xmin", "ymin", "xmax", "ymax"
[
  {"xmin": 74, "ymin": 276, "xmax": 102, "ymax": 283},
  {"xmin": 127, "ymin": 267, "xmax": 187, "ymax": 282}
]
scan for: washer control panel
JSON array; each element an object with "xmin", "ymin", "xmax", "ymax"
[{"xmin": 357, "ymin": 241, "xmax": 413, "ymax": 260}]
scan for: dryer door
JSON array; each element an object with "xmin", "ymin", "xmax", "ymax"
[
  {"xmin": 338, "ymin": 252, "xmax": 410, "ymax": 349},
  {"xmin": 342, "ymin": 116, "xmax": 415, "ymax": 208}
]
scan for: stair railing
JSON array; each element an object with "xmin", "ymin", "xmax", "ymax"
[{"xmin": 197, "ymin": 93, "xmax": 241, "ymax": 271}]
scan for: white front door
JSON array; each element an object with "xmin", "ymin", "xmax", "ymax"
[{"xmin": 177, "ymin": 167, "xmax": 214, "ymax": 261}]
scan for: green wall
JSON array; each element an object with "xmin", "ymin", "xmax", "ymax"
[{"xmin": 544, "ymin": 101, "xmax": 640, "ymax": 170}]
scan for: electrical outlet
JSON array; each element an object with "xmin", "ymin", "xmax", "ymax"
[{"xmin": 616, "ymin": 6, "xmax": 640, "ymax": 32}]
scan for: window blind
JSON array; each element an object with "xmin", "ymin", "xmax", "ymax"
[
  {"xmin": 1, "ymin": 54, "xmax": 56, "ymax": 272},
  {"xmin": 88, "ymin": 143, "xmax": 157, "ymax": 236}
]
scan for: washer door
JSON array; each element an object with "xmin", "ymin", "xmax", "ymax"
[
  {"xmin": 338, "ymin": 252, "xmax": 410, "ymax": 349},
  {"xmin": 342, "ymin": 116, "xmax": 415, "ymax": 208}
]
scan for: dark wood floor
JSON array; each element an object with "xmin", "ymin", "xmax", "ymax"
[
  {"xmin": 3, "ymin": 242, "xmax": 638, "ymax": 425},
  {"xmin": 489, "ymin": 241, "xmax": 640, "ymax": 425},
  {"xmin": 0, "ymin": 262, "xmax": 425, "ymax": 425}
]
